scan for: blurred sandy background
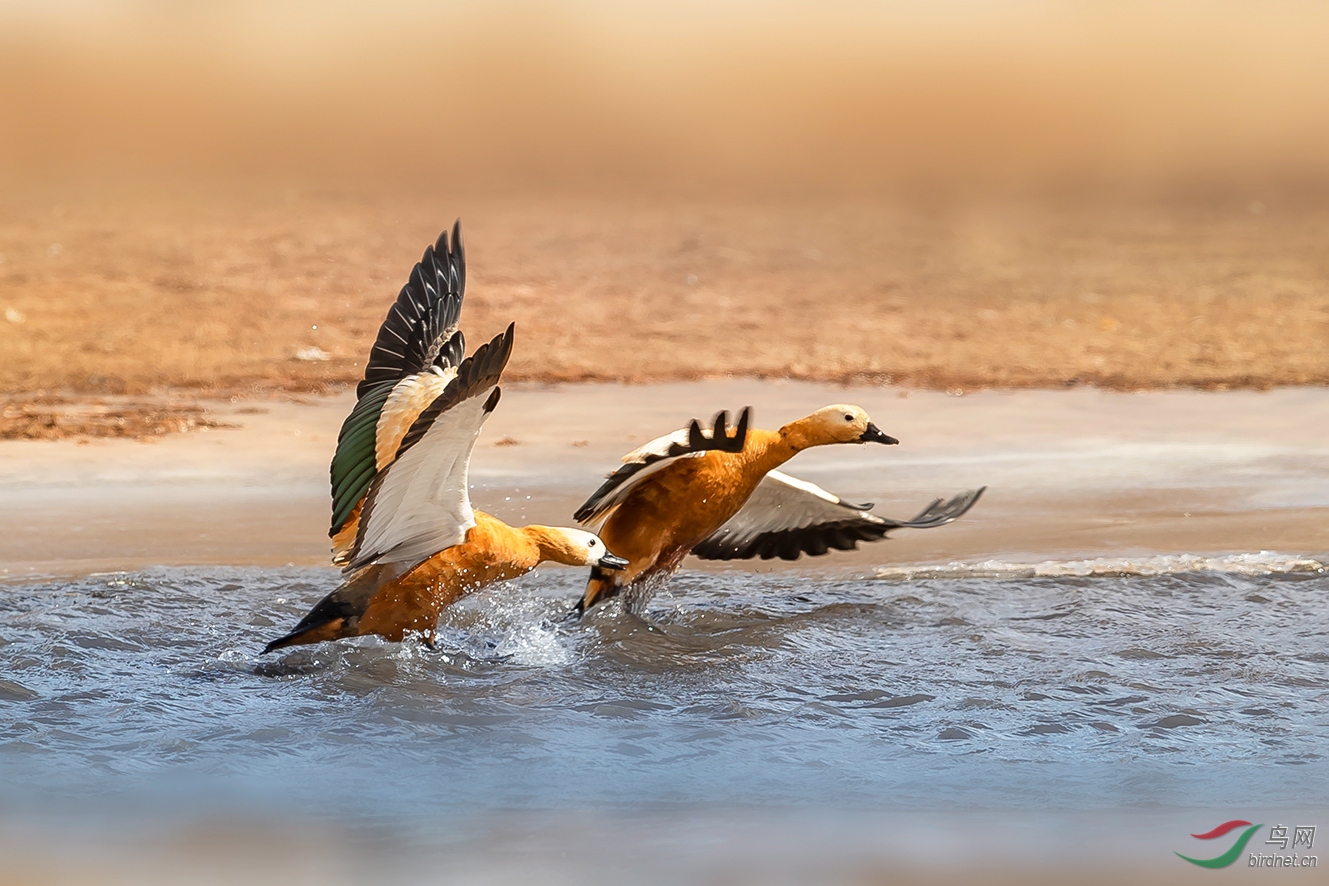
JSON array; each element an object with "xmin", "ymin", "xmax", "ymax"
[{"xmin": 2, "ymin": 1, "xmax": 1329, "ymax": 434}]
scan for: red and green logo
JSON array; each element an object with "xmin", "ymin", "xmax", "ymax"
[{"xmin": 1177, "ymin": 820, "xmax": 1264, "ymax": 868}]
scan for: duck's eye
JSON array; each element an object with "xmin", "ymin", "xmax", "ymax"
[
  {"xmin": 844, "ymin": 413, "xmax": 854, "ymax": 422},
  {"xmin": 588, "ymin": 539, "xmax": 597, "ymax": 548}
]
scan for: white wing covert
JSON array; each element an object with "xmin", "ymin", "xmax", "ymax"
[
  {"xmin": 345, "ymin": 325, "xmax": 515, "ymax": 573},
  {"xmin": 692, "ymin": 471, "xmax": 984, "ymax": 561}
]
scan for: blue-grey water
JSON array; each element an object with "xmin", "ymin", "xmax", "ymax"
[
  {"xmin": 3, "ymin": 564, "xmax": 1327, "ymax": 811},
  {"xmin": 2, "ymin": 564, "xmax": 1327, "ymax": 882}
]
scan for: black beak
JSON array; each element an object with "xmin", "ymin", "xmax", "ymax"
[
  {"xmin": 859, "ymin": 422, "xmax": 898, "ymax": 445},
  {"xmin": 597, "ymin": 552, "xmax": 629, "ymax": 571}
]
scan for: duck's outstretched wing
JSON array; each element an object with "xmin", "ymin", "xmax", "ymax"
[
  {"xmin": 573, "ymin": 407, "xmax": 752, "ymax": 526},
  {"xmin": 691, "ymin": 472, "xmax": 984, "ymax": 561},
  {"xmin": 330, "ymin": 222, "xmax": 468, "ymax": 542},
  {"xmin": 342, "ymin": 324, "xmax": 515, "ymax": 573}
]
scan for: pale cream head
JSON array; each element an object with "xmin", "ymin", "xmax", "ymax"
[
  {"xmin": 790, "ymin": 404, "xmax": 898, "ymax": 446},
  {"xmin": 532, "ymin": 526, "xmax": 630, "ymax": 569},
  {"xmin": 808, "ymin": 404, "xmax": 871, "ymax": 443}
]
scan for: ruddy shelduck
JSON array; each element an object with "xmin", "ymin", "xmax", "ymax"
[
  {"xmin": 265, "ymin": 223, "xmax": 627, "ymax": 653},
  {"xmin": 571, "ymin": 405, "xmax": 983, "ymax": 614}
]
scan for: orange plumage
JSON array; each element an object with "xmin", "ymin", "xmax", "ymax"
[
  {"xmin": 577, "ymin": 404, "xmax": 900, "ymax": 612},
  {"xmin": 267, "ymin": 513, "xmax": 619, "ymax": 651}
]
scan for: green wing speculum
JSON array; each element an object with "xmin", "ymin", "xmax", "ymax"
[{"xmin": 330, "ymin": 380, "xmax": 395, "ymax": 533}]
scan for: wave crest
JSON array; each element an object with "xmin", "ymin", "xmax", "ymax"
[{"xmin": 876, "ymin": 552, "xmax": 1326, "ymax": 581}]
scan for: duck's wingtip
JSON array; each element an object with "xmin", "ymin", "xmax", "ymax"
[{"xmin": 954, "ymin": 486, "xmax": 986, "ymax": 511}]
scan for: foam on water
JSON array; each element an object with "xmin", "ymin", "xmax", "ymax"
[{"xmin": 877, "ymin": 551, "xmax": 1328, "ymax": 580}]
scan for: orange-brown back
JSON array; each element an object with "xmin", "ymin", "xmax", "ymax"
[{"xmin": 595, "ymin": 428, "xmax": 787, "ymax": 583}]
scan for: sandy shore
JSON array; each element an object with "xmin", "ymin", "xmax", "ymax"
[
  {"xmin": 3, "ymin": 380, "xmax": 1326, "ymax": 579},
  {"xmin": 3, "ymin": 194, "xmax": 1329, "ymax": 431}
]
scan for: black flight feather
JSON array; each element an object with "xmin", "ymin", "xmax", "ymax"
[
  {"xmin": 356, "ymin": 220, "xmax": 466, "ymax": 399},
  {"xmin": 691, "ymin": 487, "xmax": 985, "ymax": 562}
]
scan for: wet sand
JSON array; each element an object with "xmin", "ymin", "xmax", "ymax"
[{"xmin": 4, "ymin": 380, "xmax": 1326, "ymax": 579}]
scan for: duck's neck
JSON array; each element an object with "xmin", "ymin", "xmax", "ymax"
[
  {"xmin": 742, "ymin": 418, "xmax": 824, "ymax": 475},
  {"xmin": 520, "ymin": 525, "xmax": 575, "ymax": 568},
  {"xmin": 474, "ymin": 512, "xmax": 542, "ymax": 571}
]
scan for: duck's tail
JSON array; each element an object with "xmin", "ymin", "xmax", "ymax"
[
  {"xmin": 262, "ymin": 563, "xmax": 400, "ymax": 653},
  {"xmin": 263, "ymin": 619, "xmax": 348, "ymax": 654}
]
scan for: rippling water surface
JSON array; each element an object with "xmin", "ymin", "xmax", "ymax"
[{"xmin": 2, "ymin": 562, "xmax": 1326, "ymax": 830}]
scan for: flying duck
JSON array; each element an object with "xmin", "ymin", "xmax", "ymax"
[
  {"xmin": 264, "ymin": 223, "xmax": 627, "ymax": 653},
  {"xmin": 571, "ymin": 405, "xmax": 983, "ymax": 615}
]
